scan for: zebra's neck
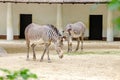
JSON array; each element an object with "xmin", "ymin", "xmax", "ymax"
[
  {"xmin": 51, "ymin": 35, "xmax": 60, "ymax": 43},
  {"xmin": 46, "ymin": 28, "xmax": 60, "ymax": 44}
]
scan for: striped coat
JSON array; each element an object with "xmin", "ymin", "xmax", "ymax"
[
  {"xmin": 63, "ymin": 21, "xmax": 86, "ymax": 52},
  {"xmin": 25, "ymin": 23, "xmax": 63, "ymax": 62}
]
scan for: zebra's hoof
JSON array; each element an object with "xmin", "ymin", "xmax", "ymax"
[
  {"xmin": 74, "ymin": 50, "xmax": 78, "ymax": 52},
  {"xmin": 68, "ymin": 51, "xmax": 72, "ymax": 53},
  {"xmin": 26, "ymin": 58, "xmax": 30, "ymax": 61},
  {"xmin": 81, "ymin": 48, "xmax": 83, "ymax": 51},
  {"xmin": 33, "ymin": 59, "xmax": 36, "ymax": 61},
  {"xmin": 40, "ymin": 59, "xmax": 43, "ymax": 62},
  {"xmin": 33, "ymin": 58, "xmax": 36, "ymax": 61},
  {"xmin": 48, "ymin": 60, "xmax": 51, "ymax": 63}
]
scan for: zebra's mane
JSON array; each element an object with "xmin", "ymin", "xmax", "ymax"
[{"xmin": 47, "ymin": 24, "xmax": 61, "ymax": 36}]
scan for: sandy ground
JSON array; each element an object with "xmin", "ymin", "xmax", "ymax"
[{"xmin": 0, "ymin": 40, "xmax": 120, "ymax": 80}]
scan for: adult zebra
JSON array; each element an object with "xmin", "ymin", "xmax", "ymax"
[
  {"xmin": 63, "ymin": 21, "xmax": 86, "ymax": 52},
  {"xmin": 25, "ymin": 23, "xmax": 64, "ymax": 63}
]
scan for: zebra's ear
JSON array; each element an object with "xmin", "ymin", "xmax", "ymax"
[
  {"xmin": 58, "ymin": 36, "xmax": 64, "ymax": 42},
  {"xmin": 62, "ymin": 36, "xmax": 66, "ymax": 40},
  {"xmin": 62, "ymin": 30, "xmax": 64, "ymax": 33},
  {"xmin": 66, "ymin": 25, "xmax": 72, "ymax": 32},
  {"xmin": 67, "ymin": 28, "xmax": 71, "ymax": 36},
  {"xmin": 67, "ymin": 28, "xmax": 71, "ymax": 32},
  {"xmin": 60, "ymin": 36, "xmax": 66, "ymax": 41}
]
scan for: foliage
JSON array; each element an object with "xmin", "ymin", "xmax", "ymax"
[
  {"xmin": 108, "ymin": 0, "xmax": 120, "ymax": 11},
  {"xmin": 0, "ymin": 68, "xmax": 38, "ymax": 80},
  {"xmin": 108, "ymin": 0, "xmax": 120, "ymax": 28}
]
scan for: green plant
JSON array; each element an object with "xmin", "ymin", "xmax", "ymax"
[
  {"xmin": 0, "ymin": 68, "xmax": 38, "ymax": 80},
  {"xmin": 108, "ymin": 0, "xmax": 120, "ymax": 11},
  {"xmin": 108, "ymin": 0, "xmax": 120, "ymax": 28}
]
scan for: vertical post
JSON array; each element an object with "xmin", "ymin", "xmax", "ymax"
[
  {"xmin": 107, "ymin": 10, "xmax": 113, "ymax": 42},
  {"xmin": 57, "ymin": 4, "xmax": 62, "ymax": 31},
  {"xmin": 6, "ymin": 3, "xmax": 13, "ymax": 40}
]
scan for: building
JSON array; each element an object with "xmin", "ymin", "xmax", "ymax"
[{"xmin": 0, "ymin": 0, "xmax": 119, "ymax": 41}]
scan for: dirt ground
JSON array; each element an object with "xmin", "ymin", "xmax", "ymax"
[{"xmin": 0, "ymin": 40, "xmax": 120, "ymax": 80}]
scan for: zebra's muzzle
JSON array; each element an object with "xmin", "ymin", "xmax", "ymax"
[{"xmin": 59, "ymin": 55, "xmax": 63, "ymax": 59}]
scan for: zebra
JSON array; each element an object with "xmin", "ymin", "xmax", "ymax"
[
  {"xmin": 25, "ymin": 23, "xmax": 64, "ymax": 63},
  {"xmin": 63, "ymin": 21, "xmax": 86, "ymax": 52}
]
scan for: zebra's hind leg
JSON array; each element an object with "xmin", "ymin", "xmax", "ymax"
[
  {"xmin": 80, "ymin": 33, "xmax": 84, "ymax": 50},
  {"xmin": 68, "ymin": 42, "xmax": 72, "ymax": 53},
  {"xmin": 31, "ymin": 44, "xmax": 36, "ymax": 60},
  {"xmin": 40, "ymin": 43, "xmax": 50, "ymax": 62},
  {"xmin": 68, "ymin": 38, "xmax": 72, "ymax": 53},
  {"xmin": 26, "ymin": 41, "xmax": 30, "ymax": 60},
  {"xmin": 75, "ymin": 37, "xmax": 80, "ymax": 51}
]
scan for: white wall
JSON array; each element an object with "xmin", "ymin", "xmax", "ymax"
[
  {"xmin": 63, "ymin": 4, "xmax": 108, "ymax": 37},
  {"xmin": 0, "ymin": 3, "xmax": 119, "ymax": 38},
  {"xmin": 0, "ymin": 3, "xmax": 7, "ymax": 35},
  {"xmin": 12, "ymin": 3, "xmax": 57, "ymax": 35}
]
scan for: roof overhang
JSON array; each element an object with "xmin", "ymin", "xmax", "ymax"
[{"xmin": 0, "ymin": 0, "xmax": 110, "ymax": 4}]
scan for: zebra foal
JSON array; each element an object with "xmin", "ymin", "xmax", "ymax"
[
  {"xmin": 25, "ymin": 23, "xmax": 64, "ymax": 63},
  {"xmin": 63, "ymin": 21, "xmax": 86, "ymax": 52}
]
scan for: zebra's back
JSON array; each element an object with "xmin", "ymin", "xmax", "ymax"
[
  {"xmin": 25, "ymin": 23, "xmax": 60, "ymax": 44},
  {"xmin": 72, "ymin": 22, "xmax": 85, "ymax": 34},
  {"xmin": 25, "ymin": 23, "xmax": 44, "ymax": 43},
  {"xmin": 64, "ymin": 21, "xmax": 86, "ymax": 38}
]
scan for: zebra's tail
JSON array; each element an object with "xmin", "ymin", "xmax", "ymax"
[{"xmin": 24, "ymin": 24, "xmax": 30, "ymax": 48}]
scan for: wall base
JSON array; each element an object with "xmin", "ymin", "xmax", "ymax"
[
  {"xmin": 0, "ymin": 35, "xmax": 120, "ymax": 41},
  {"xmin": 0, "ymin": 35, "xmax": 19, "ymax": 40}
]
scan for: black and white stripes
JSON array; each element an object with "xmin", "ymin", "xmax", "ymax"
[{"xmin": 24, "ymin": 23, "xmax": 64, "ymax": 62}]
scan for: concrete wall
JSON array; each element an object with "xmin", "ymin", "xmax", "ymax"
[
  {"xmin": 62, "ymin": 4, "xmax": 108, "ymax": 38},
  {"xmin": 13, "ymin": 3, "xmax": 57, "ymax": 35},
  {"xmin": 0, "ymin": 3, "xmax": 119, "ymax": 38},
  {"xmin": 113, "ymin": 11, "xmax": 120, "ymax": 37},
  {"xmin": 0, "ymin": 3, "xmax": 7, "ymax": 35}
]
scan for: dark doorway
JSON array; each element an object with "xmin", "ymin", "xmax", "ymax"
[
  {"xmin": 20, "ymin": 14, "xmax": 32, "ymax": 39},
  {"xmin": 89, "ymin": 15, "xmax": 102, "ymax": 40}
]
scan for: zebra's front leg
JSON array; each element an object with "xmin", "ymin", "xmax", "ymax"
[
  {"xmin": 31, "ymin": 44, "xmax": 36, "ymax": 60},
  {"xmin": 40, "ymin": 43, "xmax": 50, "ymax": 62},
  {"xmin": 68, "ymin": 39, "xmax": 72, "ymax": 53},
  {"xmin": 75, "ymin": 37, "xmax": 80, "ymax": 51},
  {"xmin": 81, "ymin": 34, "xmax": 84, "ymax": 50},
  {"xmin": 67, "ymin": 41, "xmax": 70, "ymax": 52},
  {"xmin": 47, "ymin": 48, "xmax": 51, "ymax": 63}
]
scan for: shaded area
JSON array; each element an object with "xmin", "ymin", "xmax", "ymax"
[
  {"xmin": 0, "ymin": 40, "xmax": 120, "ymax": 80},
  {"xmin": 0, "ymin": 53, "xmax": 120, "ymax": 80},
  {"xmin": 0, "ymin": 47, "xmax": 7, "ymax": 57},
  {"xmin": 0, "ymin": 40, "xmax": 120, "ymax": 53}
]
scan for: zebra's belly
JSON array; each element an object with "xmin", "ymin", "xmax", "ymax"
[
  {"xmin": 71, "ymin": 33, "xmax": 81, "ymax": 38},
  {"xmin": 72, "ymin": 35, "xmax": 80, "ymax": 38},
  {"xmin": 71, "ymin": 31, "xmax": 81, "ymax": 38},
  {"xmin": 30, "ymin": 39, "xmax": 45, "ymax": 45}
]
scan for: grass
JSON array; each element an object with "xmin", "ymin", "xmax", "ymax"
[{"xmin": 64, "ymin": 49, "xmax": 120, "ymax": 55}]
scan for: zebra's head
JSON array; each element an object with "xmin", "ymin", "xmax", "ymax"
[
  {"xmin": 55, "ymin": 36, "xmax": 64, "ymax": 59},
  {"xmin": 62, "ymin": 24, "xmax": 72, "ymax": 41}
]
